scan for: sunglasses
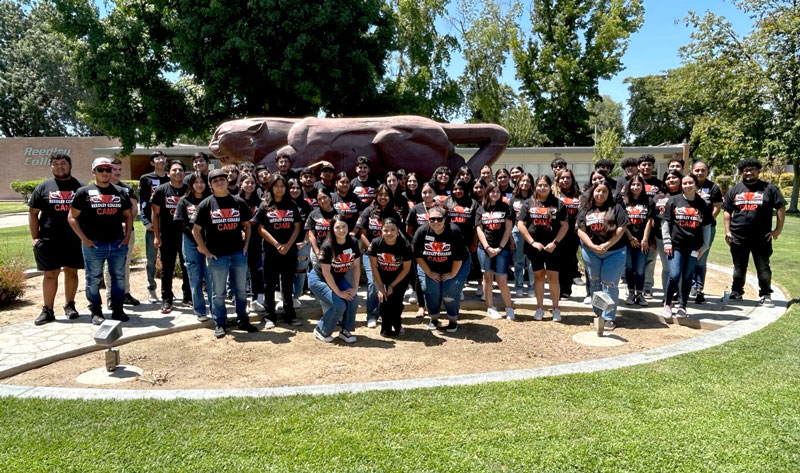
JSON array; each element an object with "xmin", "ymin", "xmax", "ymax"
[
  {"xmin": 429, "ymin": 216, "xmax": 445, "ymax": 222},
  {"xmin": 95, "ymin": 167, "xmax": 112, "ymax": 173}
]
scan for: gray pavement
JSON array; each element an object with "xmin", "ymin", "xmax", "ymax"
[
  {"xmin": 0, "ymin": 212, "xmax": 27, "ymax": 229},
  {"xmin": 0, "ymin": 262, "xmax": 787, "ymax": 399}
]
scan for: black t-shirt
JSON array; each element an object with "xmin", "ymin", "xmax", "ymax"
[
  {"xmin": 305, "ymin": 207, "xmax": 339, "ymax": 245},
  {"xmin": 351, "ymin": 176, "xmax": 380, "ymax": 206},
  {"xmin": 253, "ymin": 199, "xmax": 302, "ymax": 245},
  {"xmin": 476, "ymin": 201, "xmax": 512, "ymax": 249},
  {"xmin": 302, "ymin": 188, "xmax": 319, "ymax": 210},
  {"xmin": 314, "ymin": 180, "xmax": 336, "ymax": 194},
  {"xmin": 390, "ymin": 190, "xmax": 409, "ymax": 221},
  {"xmin": 723, "ymin": 181, "xmax": 785, "ymax": 243},
  {"xmin": 367, "ymin": 236, "xmax": 414, "ymax": 283},
  {"xmin": 173, "ymin": 194, "xmax": 205, "ymax": 244},
  {"xmin": 355, "ymin": 206, "xmax": 403, "ymax": 241},
  {"xmin": 665, "ymin": 194, "xmax": 713, "ymax": 250},
  {"xmin": 191, "ymin": 194, "xmax": 253, "ymax": 256},
  {"xmin": 315, "ymin": 236, "xmax": 361, "ymax": 283},
  {"xmin": 138, "ymin": 172, "xmax": 167, "ymax": 227},
  {"xmin": 71, "ymin": 183, "xmax": 132, "ymax": 242},
  {"xmin": 576, "ymin": 203, "xmax": 629, "ymax": 251},
  {"xmin": 517, "ymin": 195, "xmax": 568, "ymax": 244},
  {"xmin": 624, "ymin": 198, "xmax": 656, "ymax": 242},
  {"xmin": 293, "ymin": 196, "xmax": 311, "ymax": 222},
  {"xmin": 652, "ymin": 190, "xmax": 680, "ymax": 240},
  {"xmin": 183, "ymin": 172, "xmax": 209, "ymax": 187},
  {"xmin": 331, "ymin": 192, "xmax": 363, "ymax": 230},
  {"xmin": 696, "ymin": 179, "xmax": 723, "ymax": 227},
  {"xmin": 412, "ymin": 223, "xmax": 468, "ymax": 275},
  {"xmin": 403, "ymin": 190, "xmax": 422, "ymax": 206},
  {"xmin": 239, "ymin": 191, "xmax": 263, "ymax": 220},
  {"xmin": 643, "ymin": 176, "xmax": 663, "ymax": 199},
  {"xmin": 445, "ymin": 196, "xmax": 479, "ymax": 244},
  {"xmin": 28, "ymin": 177, "xmax": 84, "ymax": 241},
  {"xmin": 433, "ymin": 186, "xmax": 451, "ymax": 205},
  {"xmin": 406, "ymin": 202, "xmax": 433, "ymax": 236},
  {"xmin": 151, "ymin": 182, "xmax": 187, "ymax": 235},
  {"xmin": 557, "ymin": 192, "xmax": 581, "ymax": 230}
]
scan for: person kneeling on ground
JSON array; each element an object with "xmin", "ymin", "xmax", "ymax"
[{"xmin": 368, "ymin": 218, "xmax": 412, "ymax": 336}]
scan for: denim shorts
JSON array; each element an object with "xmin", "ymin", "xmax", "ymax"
[{"xmin": 477, "ymin": 247, "xmax": 512, "ymax": 274}]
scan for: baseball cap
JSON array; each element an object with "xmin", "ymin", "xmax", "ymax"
[
  {"xmin": 208, "ymin": 168, "xmax": 227, "ymax": 181},
  {"xmin": 320, "ymin": 162, "xmax": 335, "ymax": 172},
  {"xmin": 92, "ymin": 157, "xmax": 113, "ymax": 170}
]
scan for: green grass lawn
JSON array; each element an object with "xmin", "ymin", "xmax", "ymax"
[
  {"xmin": 0, "ymin": 216, "xmax": 798, "ymax": 472},
  {"xmin": 0, "ymin": 201, "xmax": 28, "ymax": 215}
]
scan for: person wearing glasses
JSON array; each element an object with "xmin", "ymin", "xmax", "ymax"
[
  {"xmin": 429, "ymin": 166, "xmax": 453, "ymax": 203},
  {"xmin": 412, "ymin": 206, "xmax": 469, "ymax": 333}
]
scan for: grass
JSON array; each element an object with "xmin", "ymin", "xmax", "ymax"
[
  {"xmin": 0, "ymin": 216, "xmax": 798, "ymax": 472},
  {"xmin": 0, "ymin": 202, "xmax": 27, "ymax": 215}
]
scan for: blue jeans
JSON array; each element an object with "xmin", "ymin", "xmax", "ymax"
[
  {"xmin": 309, "ymin": 270, "xmax": 359, "ymax": 336},
  {"xmin": 477, "ymin": 247, "xmax": 512, "ymax": 274},
  {"xmin": 83, "ymin": 240, "xmax": 128, "ymax": 309},
  {"xmin": 423, "ymin": 255, "xmax": 470, "ymax": 320},
  {"xmin": 144, "ymin": 228, "xmax": 157, "ymax": 290},
  {"xmin": 182, "ymin": 238, "xmax": 213, "ymax": 316},
  {"xmin": 625, "ymin": 244, "xmax": 649, "ymax": 292},
  {"xmin": 363, "ymin": 254, "xmax": 379, "ymax": 323},
  {"xmin": 293, "ymin": 243, "xmax": 311, "ymax": 298},
  {"xmin": 691, "ymin": 225, "xmax": 715, "ymax": 291},
  {"xmin": 207, "ymin": 251, "xmax": 248, "ymax": 327},
  {"xmin": 512, "ymin": 227, "xmax": 533, "ymax": 291},
  {"xmin": 581, "ymin": 245, "xmax": 626, "ymax": 321},
  {"xmin": 666, "ymin": 247, "xmax": 698, "ymax": 308}
]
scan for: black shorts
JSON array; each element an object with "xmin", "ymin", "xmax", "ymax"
[
  {"xmin": 525, "ymin": 244, "xmax": 561, "ymax": 272},
  {"xmin": 33, "ymin": 237, "xmax": 84, "ymax": 271}
]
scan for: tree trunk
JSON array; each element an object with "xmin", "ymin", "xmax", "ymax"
[{"xmin": 790, "ymin": 156, "xmax": 800, "ymax": 213}]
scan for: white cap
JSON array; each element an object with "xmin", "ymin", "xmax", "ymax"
[{"xmin": 92, "ymin": 157, "xmax": 113, "ymax": 170}]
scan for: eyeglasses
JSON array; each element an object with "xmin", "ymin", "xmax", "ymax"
[
  {"xmin": 429, "ymin": 217, "xmax": 445, "ymax": 222},
  {"xmin": 95, "ymin": 167, "xmax": 112, "ymax": 173}
]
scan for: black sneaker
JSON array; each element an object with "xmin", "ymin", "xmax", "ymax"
[
  {"xmin": 445, "ymin": 321, "xmax": 458, "ymax": 333},
  {"xmin": 182, "ymin": 297, "xmax": 192, "ymax": 307},
  {"xmin": 34, "ymin": 307, "xmax": 55, "ymax": 326},
  {"xmin": 729, "ymin": 291, "xmax": 743, "ymax": 300},
  {"xmin": 111, "ymin": 309, "xmax": 129, "ymax": 322},
  {"xmin": 64, "ymin": 301, "xmax": 80, "ymax": 320},
  {"xmin": 123, "ymin": 293, "xmax": 140, "ymax": 306},
  {"xmin": 160, "ymin": 300, "xmax": 173, "ymax": 314},
  {"xmin": 239, "ymin": 321, "xmax": 258, "ymax": 333},
  {"xmin": 214, "ymin": 325, "xmax": 226, "ymax": 338},
  {"xmin": 695, "ymin": 292, "xmax": 705, "ymax": 304}
]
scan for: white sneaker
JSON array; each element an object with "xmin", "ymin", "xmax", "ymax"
[
  {"xmin": 582, "ymin": 296, "xmax": 592, "ymax": 304},
  {"xmin": 338, "ymin": 330, "xmax": 356, "ymax": 343},
  {"xmin": 314, "ymin": 327, "xmax": 333, "ymax": 343},
  {"xmin": 408, "ymin": 294, "xmax": 418, "ymax": 304},
  {"xmin": 263, "ymin": 319, "xmax": 275, "ymax": 329},
  {"xmin": 276, "ymin": 300, "xmax": 284, "ymax": 312},
  {"xmin": 551, "ymin": 309, "xmax": 562, "ymax": 322},
  {"xmin": 476, "ymin": 285, "xmax": 484, "ymax": 298},
  {"xmin": 367, "ymin": 319, "xmax": 377, "ymax": 329},
  {"xmin": 573, "ymin": 277, "xmax": 584, "ymax": 285},
  {"xmin": 663, "ymin": 304, "xmax": 673, "ymax": 321},
  {"xmin": 148, "ymin": 289, "xmax": 158, "ymax": 304},
  {"xmin": 505, "ymin": 308, "xmax": 515, "ymax": 320},
  {"xmin": 534, "ymin": 308, "xmax": 544, "ymax": 321},
  {"xmin": 515, "ymin": 288, "xmax": 523, "ymax": 298},
  {"xmin": 676, "ymin": 306, "xmax": 687, "ymax": 318},
  {"xmin": 249, "ymin": 300, "xmax": 265, "ymax": 314},
  {"xmin": 487, "ymin": 307, "xmax": 502, "ymax": 320},
  {"xmin": 292, "ymin": 297, "xmax": 301, "ymax": 308}
]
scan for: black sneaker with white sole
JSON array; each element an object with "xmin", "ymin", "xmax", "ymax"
[
  {"xmin": 239, "ymin": 321, "xmax": 258, "ymax": 333},
  {"xmin": 445, "ymin": 321, "xmax": 458, "ymax": 333},
  {"xmin": 64, "ymin": 301, "xmax": 80, "ymax": 320},
  {"xmin": 34, "ymin": 307, "xmax": 55, "ymax": 326},
  {"xmin": 214, "ymin": 325, "xmax": 226, "ymax": 338},
  {"xmin": 123, "ymin": 293, "xmax": 140, "ymax": 306}
]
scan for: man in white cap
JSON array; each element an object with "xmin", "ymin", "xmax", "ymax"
[{"xmin": 68, "ymin": 157, "xmax": 134, "ymax": 325}]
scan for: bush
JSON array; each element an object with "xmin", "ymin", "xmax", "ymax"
[
  {"xmin": 781, "ymin": 186, "xmax": 792, "ymax": 199},
  {"xmin": 779, "ymin": 172, "xmax": 793, "ymax": 189},
  {"xmin": 716, "ymin": 175, "xmax": 733, "ymax": 194},
  {"xmin": 0, "ymin": 259, "xmax": 25, "ymax": 306},
  {"xmin": 121, "ymin": 180, "xmax": 139, "ymax": 197},
  {"xmin": 10, "ymin": 178, "xmax": 44, "ymax": 203}
]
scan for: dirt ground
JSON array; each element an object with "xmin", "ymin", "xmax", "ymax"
[{"xmin": 4, "ymin": 307, "xmax": 707, "ymax": 389}]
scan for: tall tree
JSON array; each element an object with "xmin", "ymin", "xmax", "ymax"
[
  {"xmin": 587, "ymin": 94, "xmax": 625, "ymax": 142},
  {"xmin": 513, "ymin": 0, "xmax": 643, "ymax": 146},
  {"xmin": 0, "ymin": 1, "xmax": 90, "ymax": 137},
  {"xmin": 593, "ymin": 128, "xmax": 623, "ymax": 171},
  {"xmin": 625, "ymin": 73, "xmax": 693, "ymax": 147}
]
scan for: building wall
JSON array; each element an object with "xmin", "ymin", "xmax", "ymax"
[{"xmin": 0, "ymin": 136, "xmax": 121, "ymax": 200}]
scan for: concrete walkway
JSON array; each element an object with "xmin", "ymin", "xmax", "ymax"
[
  {"xmin": 0, "ymin": 212, "xmax": 27, "ymax": 229},
  {"xmin": 0, "ymin": 263, "xmax": 787, "ymax": 399}
]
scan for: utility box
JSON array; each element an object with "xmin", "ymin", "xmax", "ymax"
[
  {"xmin": 591, "ymin": 291, "xmax": 615, "ymax": 312},
  {"xmin": 93, "ymin": 320, "xmax": 122, "ymax": 347}
]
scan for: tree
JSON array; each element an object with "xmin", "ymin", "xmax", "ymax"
[
  {"xmin": 587, "ymin": 94, "xmax": 625, "ymax": 142},
  {"xmin": 499, "ymin": 99, "xmax": 543, "ymax": 147},
  {"xmin": 0, "ymin": 1, "xmax": 90, "ymax": 137},
  {"xmin": 513, "ymin": 0, "xmax": 644, "ymax": 146},
  {"xmin": 625, "ymin": 73, "xmax": 693, "ymax": 147},
  {"xmin": 593, "ymin": 128, "xmax": 623, "ymax": 170}
]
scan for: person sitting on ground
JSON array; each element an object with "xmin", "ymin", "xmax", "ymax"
[{"xmin": 367, "ymin": 217, "xmax": 413, "ymax": 336}]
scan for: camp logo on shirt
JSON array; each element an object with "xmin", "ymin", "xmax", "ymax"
[
  {"xmin": 415, "ymin": 212, "xmax": 430, "ymax": 225},
  {"xmin": 698, "ymin": 187, "xmax": 713, "ymax": 204},
  {"xmin": 560, "ymin": 196, "xmax": 580, "ymax": 215},
  {"xmin": 674, "ymin": 206, "xmax": 702, "ymax": 228},
  {"xmin": 655, "ymin": 196, "xmax": 669, "ymax": 216},
  {"xmin": 528, "ymin": 205, "xmax": 554, "ymax": 228},
  {"xmin": 734, "ymin": 191, "xmax": 764, "ymax": 211},
  {"xmin": 165, "ymin": 196, "xmax": 180, "ymax": 215},
  {"xmin": 313, "ymin": 217, "xmax": 331, "ymax": 235},
  {"xmin": 368, "ymin": 217, "xmax": 383, "ymax": 234},
  {"xmin": 434, "ymin": 195, "xmax": 448, "ymax": 204},
  {"xmin": 423, "ymin": 241, "xmax": 452, "ymax": 262},
  {"xmin": 626, "ymin": 204, "xmax": 648, "ymax": 225},
  {"xmin": 377, "ymin": 252, "xmax": 402, "ymax": 271},
  {"xmin": 482, "ymin": 211, "xmax": 506, "ymax": 230},
  {"xmin": 89, "ymin": 194, "xmax": 122, "ymax": 215},
  {"xmin": 354, "ymin": 186, "xmax": 375, "ymax": 201},
  {"xmin": 267, "ymin": 209, "xmax": 295, "ymax": 229},
  {"xmin": 512, "ymin": 200, "xmax": 523, "ymax": 212},
  {"xmin": 304, "ymin": 197, "xmax": 317, "ymax": 208},
  {"xmin": 448, "ymin": 205, "xmax": 472, "ymax": 223},
  {"xmin": 331, "ymin": 251, "xmax": 355, "ymax": 273},
  {"xmin": 48, "ymin": 191, "xmax": 75, "ymax": 211},
  {"xmin": 585, "ymin": 210, "xmax": 606, "ymax": 232},
  {"xmin": 186, "ymin": 204, "xmax": 197, "ymax": 220},
  {"xmin": 210, "ymin": 208, "xmax": 241, "ymax": 230},
  {"xmin": 645, "ymin": 184, "xmax": 659, "ymax": 196},
  {"xmin": 335, "ymin": 201, "xmax": 358, "ymax": 216}
]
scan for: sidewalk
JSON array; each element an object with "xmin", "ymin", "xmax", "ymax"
[{"xmin": 0, "ymin": 212, "xmax": 27, "ymax": 229}]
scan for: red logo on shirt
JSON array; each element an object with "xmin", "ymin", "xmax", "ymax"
[
  {"xmin": 674, "ymin": 206, "xmax": 702, "ymax": 228},
  {"xmin": 377, "ymin": 252, "xmax": 402, "ymax": 271},
  {"xmin": 626, "ymin": 204, "xmax": 647, "ymax": 225},
  {"xmin": 210, "ymin": 208, "xmax": 240, "ymax": 220},
  {"xmin": 331, "ymin": 252, "xmax": 355, "ymax": 272},
  {"xmin": 48, "ymin": 190, "xmax": 75, "ymax": 210},
  {"xmin": 90, "ymin": 194, "xmax": 121, "ymax": 205},
  {"xmin": 734, "ymin": 191, "xmax": 763, "ymax": 211},
  {"xmin": 482, "ymin": 211, "xmax": 506, "ymax": 230},
  {"xmin": 423, "ymin": 241, "xmax": 452, "ymax": 262}
]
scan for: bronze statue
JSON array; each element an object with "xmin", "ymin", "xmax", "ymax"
[{"xmin": 208, "ymin": 115, "xmax": 509, "ymax": 181}]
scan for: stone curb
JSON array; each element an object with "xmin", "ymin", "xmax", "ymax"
[{"xmin": 0, "ymin": 262, "xmax": 786, "ymax": 400}]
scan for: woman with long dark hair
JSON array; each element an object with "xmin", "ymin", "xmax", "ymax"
[
  {"xmin": 356, "ymin": 184, "xmax": 402, "ymax": 328},
  {"xmin": 495, "ymin": 168, "xmax": 514, "ymax": 202},
  {"xmin": 622, "ymin": 175, "xmax": 654, "ymax": 306},
  {"xmin": 456, "ymin": 166, "xmax": 475, "ymax": 198},
  {"xmin": 651, "ymin": 170, "xmax": 683, "ymax": 302},
  {"xmin": 446, "ymin": 179, "xmax": 480, "ymax": 300},
  {"xmin": 510, "ymin": 173, "xmax": 534, "ymax": 297},
  {"xmin": 238, "ymin": 173, "xmax": 266, "ymax": 314},
  {"xmin": 510, "ymin": 166, "xmax": 524, "ymax": 188},
  {"xmin": 476, "ymin": 181, "xmax": 514, "ymax": 320},
  {"xmin": 577, "ymin": 181, "xmax": 629, "ymax": 335},
  {"xmin": 429, "ymin": 166, "xmax": 452, "ymax": 203},
  {"xmin": 406, "ymin": 182, "xmax": 439, "ymax": 317},
  {"xmin": 174, "ymin": 172, "xmax": 212, "ymax": 321},
  {"xmin": 309, "ymin": 214, "xmax": 360, "ymax": 343},
  {"xmin": 330, "ymin": 171, "xmax": 363, "ymax": 234},
  {"xmin": 517, "ymin": 175, "xmax": 569, "ymax": 321},
  {"xmin": 306, "ymin": 188, "xmax": 338, "ymax": 266},
  {"xmin": 254, "ymin": 174, "xmax": 303, "ymax": 327},
  {"xmin": 288, "ymin": 178, "xmax": 311, "ymax": 308},
  {"xmin": 662, "ymin": 174, "xmax": 712, "ymax": 320},
  {"xmin": 554, "ymin": 168, "xmax": 582, "ymax": 299},
  {"xmin": 385, "ymin": 171, "xmax": 409, "ymax": 221},
  {"xmin": 368, "ymin": 217, "xmax": 412, "ymax": 336},
  {"xmin": 403, "ymin": 172, "xmax": 422, "ymax": 208}
]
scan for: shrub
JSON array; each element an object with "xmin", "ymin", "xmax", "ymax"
[
  {"xmin": 10, "ymin": 178, "xmax": 44, "ymax": 203},
  {"xmin": 0, "ymin": 259, "xmax": 25, "ymax": 306},
  {"xmin": 781, "ymin": 186, "xmax": 792, "ymax": 199},
  {"xmin": 716, "ymin": 175, "xmax": 733, "ymax": 194},
  {"xmin": 779, "ymin": 172, "xmax": 793, "ymax": 189},
  {"xmin": 121, "ymin": 180, "xmax": 139, "ymax": 197}
]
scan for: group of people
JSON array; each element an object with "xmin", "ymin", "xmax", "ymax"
[{"xmin": 28, "ymin": 148, "xmax": 785, "ymax": 341}]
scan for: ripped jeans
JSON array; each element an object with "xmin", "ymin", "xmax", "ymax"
[{"xmin": 581, "ymin": 245, "xmax": 626, "ymax": 321}]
